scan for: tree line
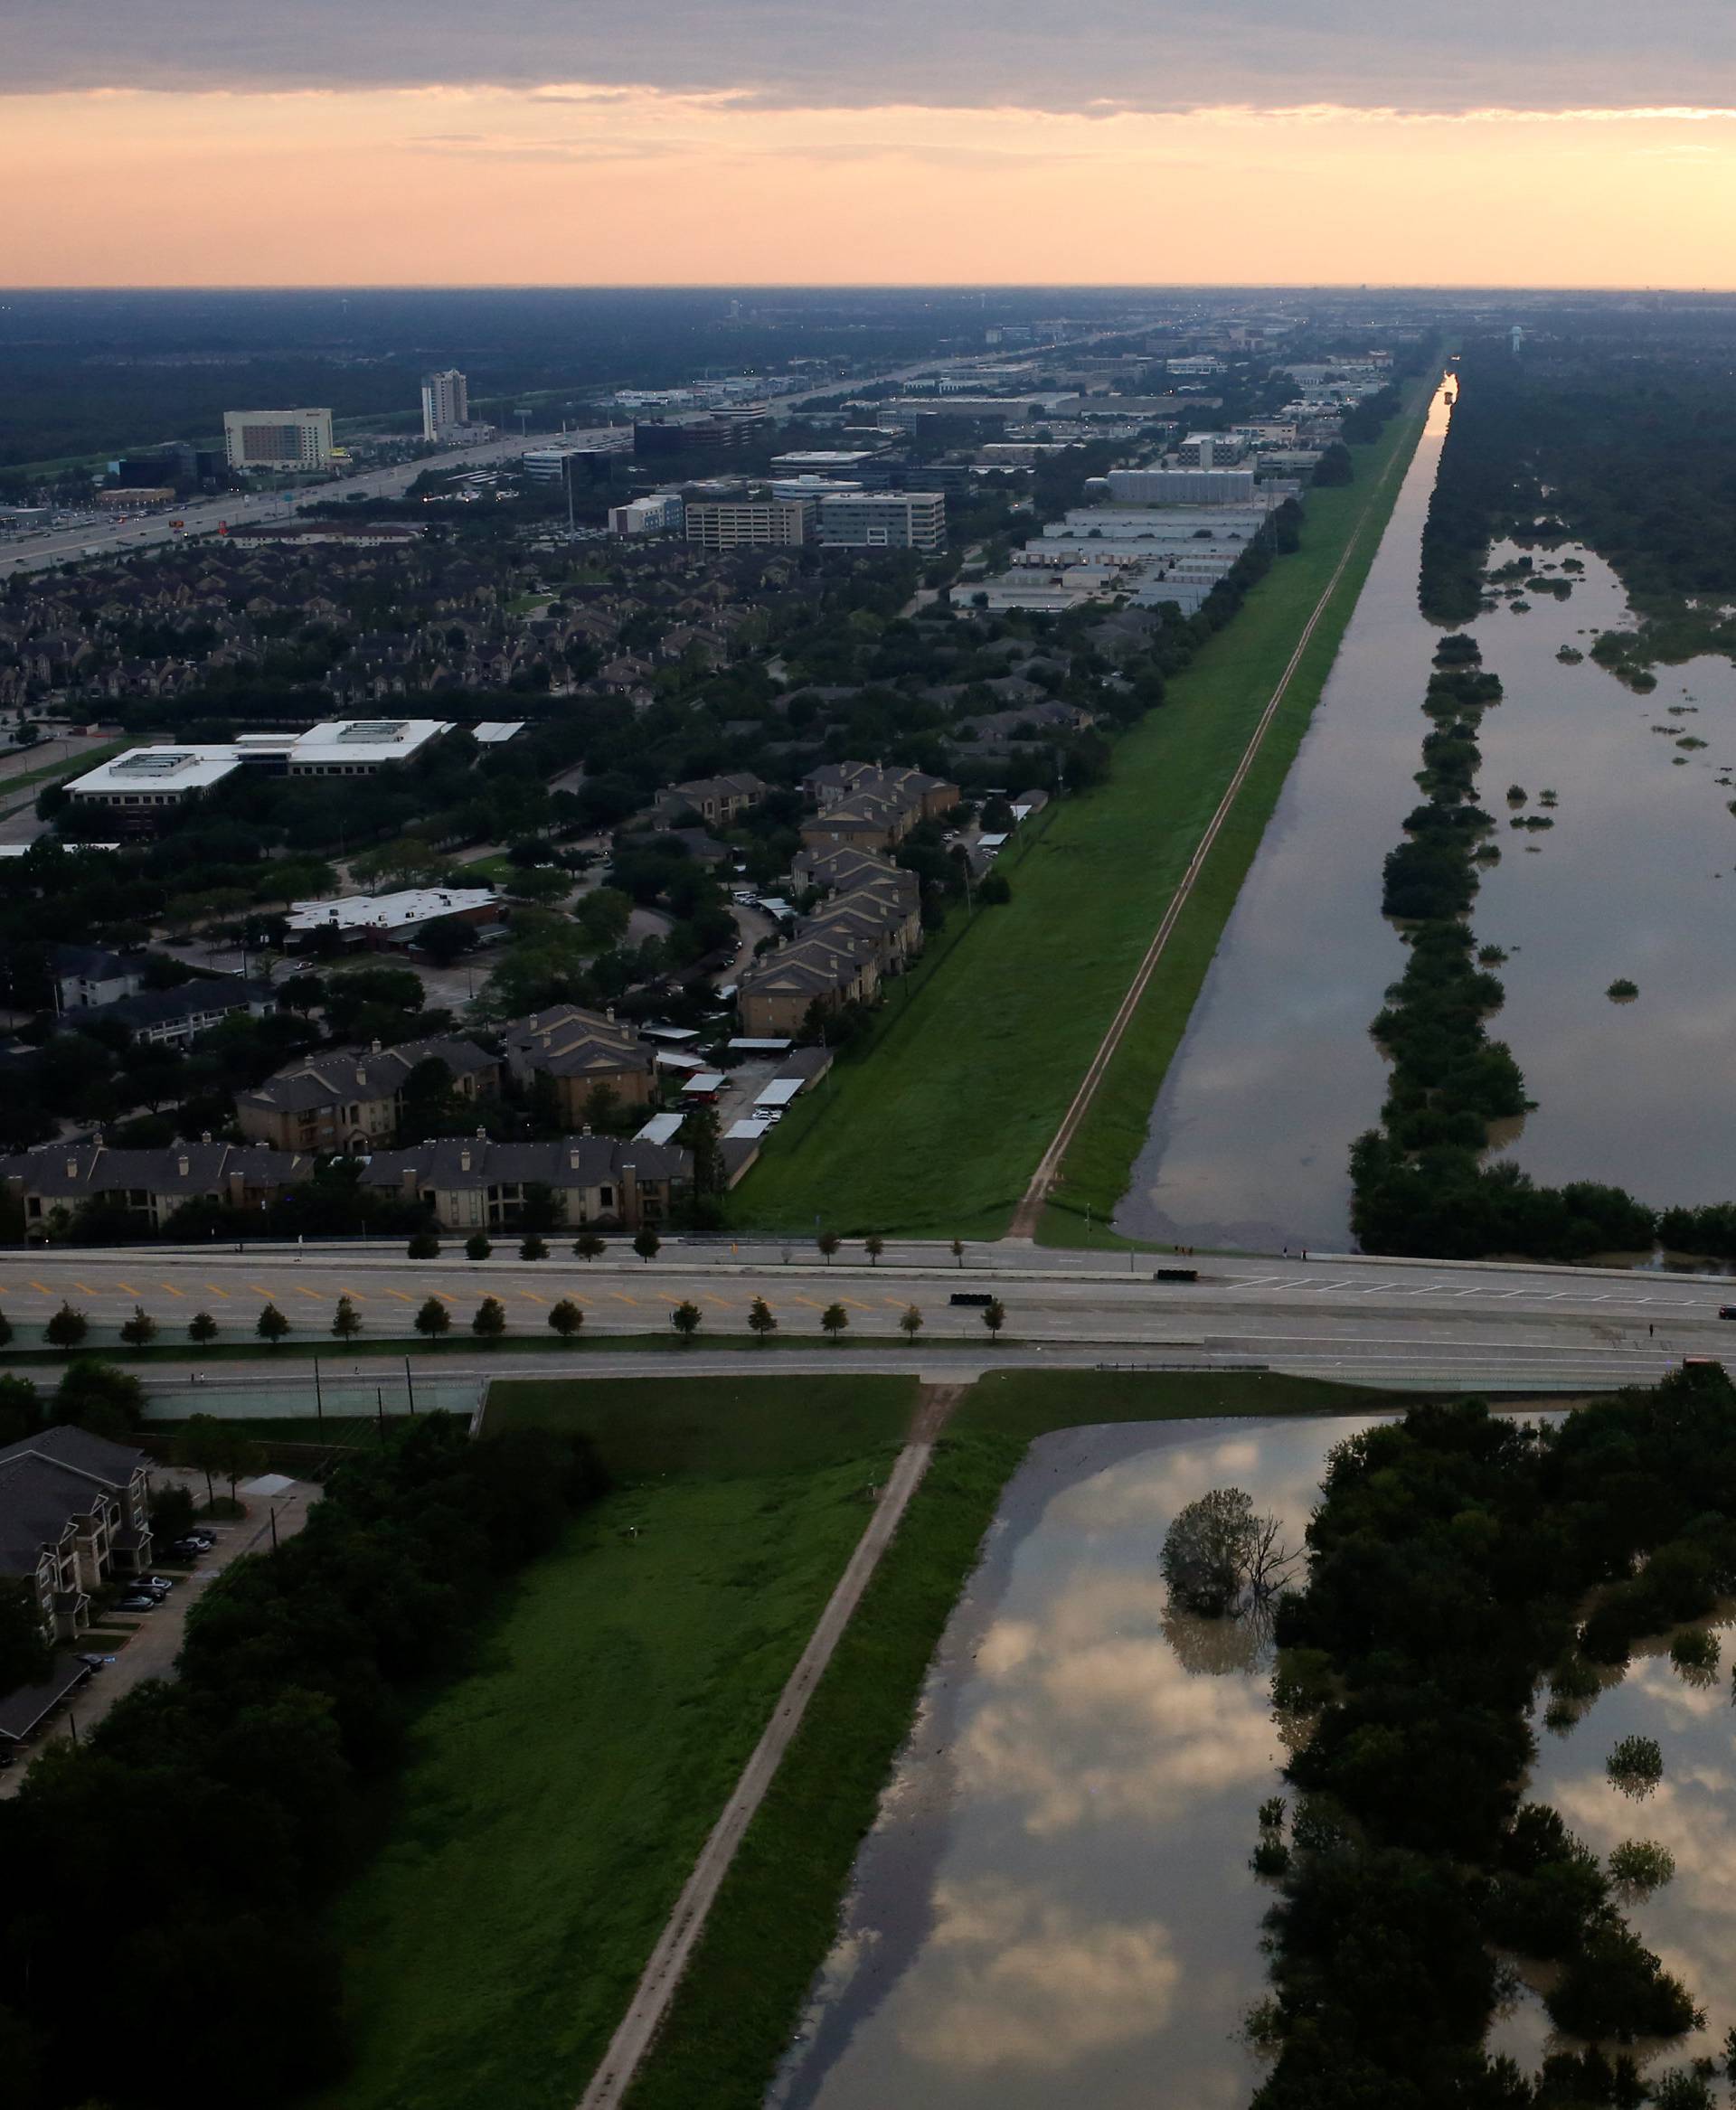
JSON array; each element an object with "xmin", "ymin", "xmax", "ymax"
[
  {"xmin": 0, "ymin": 1413, "xmax": 604, "ymax": 2108},
  {"xmin": 1252, "ymin": 1368, "xmax": 1736, "ymax": 2107}
]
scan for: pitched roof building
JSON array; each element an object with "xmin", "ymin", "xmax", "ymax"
[
  {"xmin": 499, "ymin": 1006, "xmax": 657, "ymax": 1119},
  {"xmin": 236, "ymin": 1035, "xmax": 502, "ymax": 1153},
  {"xmin": 1, "ymin": 1137, "xmax": 313, "ymax": 1233},
  {"xmin": 358, "ymin": 1134, "xmax": 688, "ymax": 1233}
]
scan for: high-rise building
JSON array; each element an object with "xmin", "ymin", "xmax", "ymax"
[
  {"xmin": 420, "ymin": 369, "xmax": 469, "ymax": 441},
  {"xmin": 222, "ymin": 408, "xmax": 334, "ymax": 472}
]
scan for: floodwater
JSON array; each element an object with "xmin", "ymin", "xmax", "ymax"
[
  {"xmin": 1120, "ymin": 372, "xmax": 1736, "ymax": 1249},
  {"xmin": 768, "ymin": 1414, "xmax": 1382, "ymax": 2110},
  {"xmin": 1115, "ymin": 381, "xmax": 1454, "ymax": 1252},
  {"xmin": 1489, "ymin": 1629, "xmax": 1736, "ymax": 2074},
  {"xmin": 1469, "ymin": 555, "xmax": 1736, "ymax": 1207}
]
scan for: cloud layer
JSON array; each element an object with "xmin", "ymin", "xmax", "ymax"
[{"xmin": 5, "ymin": 0, "xmax": 1732, "ymax": 111}]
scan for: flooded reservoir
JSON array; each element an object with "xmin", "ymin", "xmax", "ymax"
[
  {"xmin": 769, "ymin": 1414, "xmax": 1382, "ymax": 2110},
  {"xmin": 1119, "ymin": 375, "xmax": 1736, "ymax": 1250}
]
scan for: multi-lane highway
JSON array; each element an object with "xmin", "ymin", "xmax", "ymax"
[
  {"xmin": 4, "ymin": 1239, "xmax": 1731, "ymax": 1399},
  {"xmin": 2, "ymin": 428, "xmax": 561, "ymax": 578}
]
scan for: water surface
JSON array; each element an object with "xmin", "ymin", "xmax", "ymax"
[
  {"xmin": 1115, "ymin": 383, "xmax": 1452, "ymax": 1251},
  {"xmin": 769, "ymin": 1413, "xmax": 1383, "ymax": 2110}
]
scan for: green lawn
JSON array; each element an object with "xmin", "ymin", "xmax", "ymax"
[
  {"xmin": 734, "ymin": 379, "xmax": 1436, "ymax": 1242},
  {"xmin": 310, "ymin": 1375, "xmax": 918, "ymax": 2110}
]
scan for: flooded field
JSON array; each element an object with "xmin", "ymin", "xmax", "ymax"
[
  {"xmin": 1491, "ymin": 1631, "xmax": 1736, "ymax": 2076},
  {"xmin": 769, "ymin": 1414, "xmax": 1383, "ymax": 2110},
  {"xmin": 1119, "ymin": 375, "xmax": 1736, "ymax": 1250}
]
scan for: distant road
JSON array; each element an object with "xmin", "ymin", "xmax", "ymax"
[
  {"xmin": 2, "ymin": 429, "xmax": 561, "ymax": 578},
  {"xmin": 4, "ymin": 329, "xmax": 1137, "ymax": 580},
  {"xmin": 5, "ymin": 1241, "xmax": 1731, "ymax": 1396}
]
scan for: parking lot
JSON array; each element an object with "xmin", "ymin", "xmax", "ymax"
[{"xmin": 0, "ymin": 1470, "xmax": 319, "ymax": 1795}]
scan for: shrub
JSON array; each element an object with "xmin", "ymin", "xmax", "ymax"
[
  {"xmin": 407, "ymin": 1229, "xmax": 441, "ymax": 1258},
  {"xmin": 519, "ymin": 1234, "xmax": 550, "ymax": 1261},
  {"xmin": 472, "ymin": 1295, "xmax": 507, "ymax": 1340},
  {"xmin": 44, "ymin": 1302, "xmax": 89, "ymax": 1350},
  {"xmin": 465, "ymin": 1230, "xmax": 493, "ymax": 1260},
  {"xmin": 547, "ymin": 1298, "xmax": 583, "ymax": 1340},
  {"xmin": 1606, "ymin": 1735, "xmax": 1664, "ymax": 1795}
]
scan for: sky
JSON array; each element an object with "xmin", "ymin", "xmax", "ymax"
[{"xmin": 6, "ymin": 0, "xmax": 1736, "ymax": 287}]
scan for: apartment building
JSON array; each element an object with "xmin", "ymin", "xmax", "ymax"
[
  {"xmin": 357, "ymin": 1134, "xmax": 689, "ymax": 1233},
  {"xmin": 1, "ymin": 1138, "xmax": 311, "ymax": 1233},
  {"xmin": 420, "ymin": 369, "xmax": 469, "ymax": 440},
  {"xmin": 237, "ymin": 1035, "xmax": 502, "ymax": 1153},
  {"xmin": 499, "ymin": 1005, "xmax": 657, "ymax": 1119},
  {"xmin": 0, "ymin": 1427, "xmax": 157, "ymax": 1650},
  {"xmin": 222, "ymin": 408, "xmax": 334, "ymax": 472}
]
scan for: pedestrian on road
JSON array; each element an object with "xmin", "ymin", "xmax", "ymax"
[{"xmin": 1649, "ymin": 1323, "xmax": 1656, "ymax": 1339}]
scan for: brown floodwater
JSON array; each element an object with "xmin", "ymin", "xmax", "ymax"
[
  {"xmin": 1114, "ymin": 381, "xmax": 1452, "ymax": 1252},
  {"xmin": 1488, "ymin": 1630, "xmax": 1736, "ymax": 2075},
  {"xmin": 1118, "ymin": 373, "xmax": 1736, "ymax": 1250},
  {"xmin": 766, "ymin": 1414, "xmax": 1386, "ymax": 2110}
]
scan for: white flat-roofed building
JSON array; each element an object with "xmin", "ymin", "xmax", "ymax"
[
  {"xmin": 769, "ymin": 450, "xmax": 888, "ymax": 475},
  {"xmin": 66, "ymin": 746, "xmax": 243, "ymax": 810},
  {"xmin": 223, "ymin": 408, "xmax": 334, "ymax": 472},
  {"xmin": 816, "ymin": 491, "xmax": 945, "ymax": 552},
  {"xmin": 1101, "ymin": 466, "xmax": 1260, "ymax": 506},
  {"xmin": 284, "ymin": 719, "xmax": 453, "ymax": 775},
  {"xmin": 470, "ymin": 721, "xmax": 525, "ymax": 746},
  {"xmin": 284, "ymin": 886, "xmax": 499, "ymax": 949}
]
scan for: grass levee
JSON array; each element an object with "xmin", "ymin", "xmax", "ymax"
[{"xmin": 736, "ymin": 378, "xmax": 1436, "ymax": 1242}]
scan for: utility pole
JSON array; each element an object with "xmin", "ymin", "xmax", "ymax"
[
  {"xmin": 313, "ymin": 1357, "xmax": 323, "ymax": 1427},
  {"xmin": 404, "ymin": 1356, "xmax": 416, "ymax": 1417}
]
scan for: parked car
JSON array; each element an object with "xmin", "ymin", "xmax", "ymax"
[
  {"xmin": 122, "ymin": 1585, "xmax": 169, "ymax": 1603},
  {"xmin": 74, "ymin": 1653, "xmax": 108, "ymax": 1671},
  {"xmin": 115, "ymin": 1594, "xmax": 160, "ymax": 1612},
  {"xmin": 134, "ymin": 1575, "xmax": 176, "ymax": 1591},
  {"xmin": 167, "ymin": 1542, "xmax": 204, "ymax": 1561}
]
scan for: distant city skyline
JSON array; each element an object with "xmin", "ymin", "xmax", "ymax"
[{"xmin": 5, "ymin": 0, "xmax": 1734, "ymax": 286}]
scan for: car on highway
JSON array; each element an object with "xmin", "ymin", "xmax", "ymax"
[{"xmin": 1719, "ymin": 1305, "xmax": 1736, "ymax": 1320}]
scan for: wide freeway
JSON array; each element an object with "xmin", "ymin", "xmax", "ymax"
[{"xmin": 4, "ymin": 1239, "xmax": 1732, "ymax": 1397}]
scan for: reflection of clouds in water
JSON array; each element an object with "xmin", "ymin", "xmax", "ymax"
[
  {"xmin": 1046, "ymin": 1423, "xmax": 1351, "ymax": 1549},
  {"xmin": 897, "ymin": 1878, "xmax": 1179, "ymax": 2075},
  {"xmin": 964, "ymin": 1572, "xmax": 1277, "ymax": 1835}
]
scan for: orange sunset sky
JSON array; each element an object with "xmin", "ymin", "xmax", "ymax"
[{"xmin": 5, "ymin": 1, "xmax": 1736, "ymax": 285}]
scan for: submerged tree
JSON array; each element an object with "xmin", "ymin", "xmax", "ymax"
[{"xmin": 1161, "ymin": 1487, "xmax": 1297, "ymax": 1618}]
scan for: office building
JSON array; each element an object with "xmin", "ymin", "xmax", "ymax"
[
  {"xmin": 420, "ymin": 369, "xmax": 469, "ymax": 440},
  {"xmin": 222, "ymin": 408, "xmax": 334, "ymax": 472},
  {"xmin": 1176, "ymin": 431, "xmax": 1250, "ymax": 469},
  {"xmin": 609, "ymin": 493, "xmax": 684, "ymax": 535},
  {"xmin": 523, "ymin": 429, "xmax": 633, "ymax": 481},
  {"xmin": 65, "ymin": 747, "xmax": 245, "ymax": 817},
  {"xmin": 684, "ymin": 498, "xmax": 812, "ymax": 551},
  {"xmin": 816, "ymin": 491, "xmax": 946, "ymax": 553}
]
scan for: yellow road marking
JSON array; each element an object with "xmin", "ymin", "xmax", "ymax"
[
  {"xmin": 31, "ymin": 1279, "xmax": 54, "ymax": 1295},
  {"xmin": 842, "ymin": 1296, "xmax": 873, "ymax": 1311},
  {"xmin": 789, "ymin": 1295, "xmax": 825, "ymax": 1311},
  {"xmin": 159, "ymin": 1282, "xmax": 185, "ymax": 1297},
  {"xmin": 883, "ymin": 1297, "xmax": 906, "ymax": 1309},
  {"xmin": 204, "ymin": 1284, "xmax": 230, "ymax": 1299},
  {"xmin": 436, "ymin": 1291, "xmax": 457, "ymax": 1303},
  {"xmin": 611, "ymin": 1292, "xmax": 637, "ymax": 1305},
  {"xmin": 703, "ymin": 1294, "xmax": 735, "ymax": 1309},
  {"xmin": 518, "ymin": 1290, "xmax": 546, "ymax": 1305},
  {"xmin": 118, "ymin": 1281, "xmax": 139, "ymax": 1296},
  {"xmin": 248, "ymin": 1284, "xmax": 275, "ymax": 1299},
  {"xmin": 74, "ymin": 1280, "xmax": 96, "ymax": 1295},
  {"xmin": 340, "ymin": 1286, "xmax": 368, "ymax": 1301}
]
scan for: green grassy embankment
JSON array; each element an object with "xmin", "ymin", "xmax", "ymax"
[
  {"xmin": 307, "ymin": 1374, "xmax": 918, "ymax": 2110},
  {"xmin": 623, "ymin": 1367, "xmax": 1406, "ymax": 2109},
  {"xmin": 736, "ymin": 377, "xmax": 1436, "ymax": 1243}
]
